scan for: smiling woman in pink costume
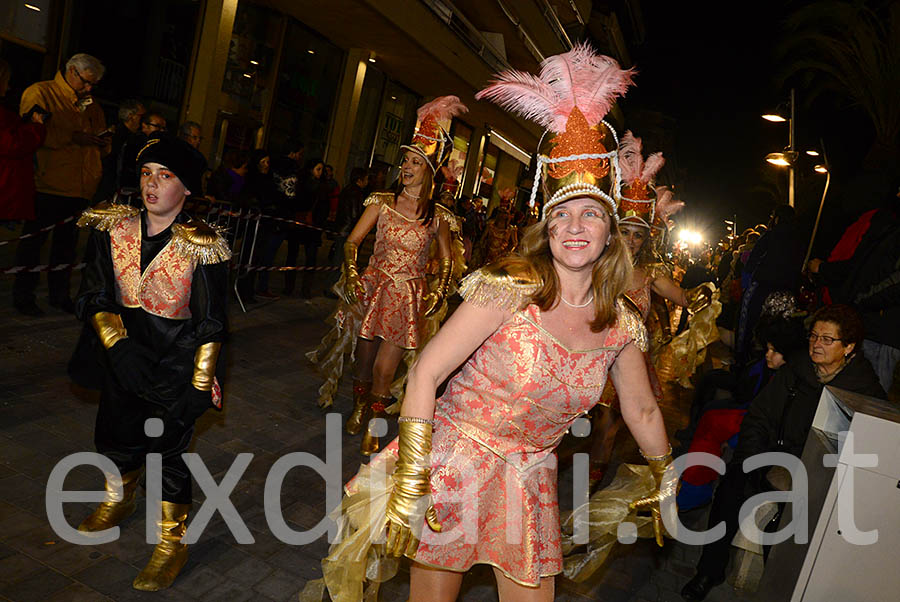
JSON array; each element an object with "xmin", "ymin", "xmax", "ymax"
[
  {"xmin": 301, "ymin": 44, "xmax": 675, "ymax": 602},
  {"xmin": 306, "ymin": 97, "xmax": 466, "ymax": 455}
]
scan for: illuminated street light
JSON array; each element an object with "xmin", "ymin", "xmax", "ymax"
[
  {"xmin": 762, "ymin": 88, "xmax": 797, "ymax": 207},
  {"xmin": 806, "ymin": 150, "xmax": 820, "ymax": 156},
  {"xmin": 678, "ymin": 229, "xmax": 702, "ymax": 245},
  {"xmin": 814, "ymin": 164, "xmax": 828, "ymax": 174}
]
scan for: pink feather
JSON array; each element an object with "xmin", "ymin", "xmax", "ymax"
[
  {"xmin": 618, "ymin": 131, "xmax": 643, "ymax": 184},
  {"xmin": 655, "ymin": 186, "xmax": 685, "ymax": 221},
  {"xmin": 417, "ymin": 95, "xmax": 468, "ymax": 121},
  {"xmin": 476, "ymin": 42, "xmax": 634, "ymax": 133},
  {"xmin": 641, "ymin": 152, "xmax": 665, "ymax": 183}
]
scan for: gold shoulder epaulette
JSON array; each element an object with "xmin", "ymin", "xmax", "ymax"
[
  {"xmin": 171, "ymin": 219, "xmax": 231, "ymax": 265},
  {"xmin": 458, "ymin": 261, "xmax": 541, "ymax": 313},
  {"xmin": 76, "ymin": 202, "xmax": 140, "ymax": 231},
  {"xmin": 644, "ymin": 261, "xmax": 673, "ymax": 281},
  {"xmin": 435, "ymin": 203, "xmax": 461, "ymax": 233},
  {"xmin": 363, "ymin": 192, "xmax": 395, "ymax": 207},
  {"xmin": 616, "ymin": 297, "xmax": 649, "ymax": 352}
]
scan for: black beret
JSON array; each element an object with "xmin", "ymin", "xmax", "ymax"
[{"xmin": 136, "ymin": 134, "xmax": 203, "ymax": 196}]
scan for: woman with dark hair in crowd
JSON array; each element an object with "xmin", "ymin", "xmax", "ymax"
[
  {"xmin": 681, "ymin": 304, "xmax": 885, "ymax": 600},
  {"xmin": 284, "ymin": 158, "xmax": 326, "ymax": 297},
  {"xmin": 235, "ymin": 149, "xmax": 273, "ymax": 302}
]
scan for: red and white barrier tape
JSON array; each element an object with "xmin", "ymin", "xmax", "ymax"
[
  {"xmin": 1, "ymin": 262, "xmax": 338, "ymax": 275},
  {"xmin": 0, "ymin": 215, "xmax": 78, "ymax": 247}
]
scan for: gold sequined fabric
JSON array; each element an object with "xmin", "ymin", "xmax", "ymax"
[{"xmin": 654, "ymin": 282, "xmax": 722, "ymax": 387}]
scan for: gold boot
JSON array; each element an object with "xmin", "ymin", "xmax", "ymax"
[
  {"xmin": 346, "ymin": 379, "xmax": 372, "ymax": 435},
  {"xmin": 360, "ymin": 393, "xmax": 391, "ymax": 456},
  {"xmin": 78, "ymin": 468, "xmax": 143, "ymax": 532},
  {"xmin": 132, "ymin": 501, "xmax": 191, "ymax": 591}
]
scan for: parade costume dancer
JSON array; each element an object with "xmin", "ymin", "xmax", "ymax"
[
  {"xmin": 74, "ymin": 135, "xmax": 229, "ymax": 591},
  {"xmin": 306, "ymin": 96, "xmax": 465, "ymax": 455},
  {"xmin": 586, "ymin": 132, "xmax": 719, "ymax": 486},
  {"xmin": 301, "ymin": 43, "xmax": 675, "ymax": 602}
]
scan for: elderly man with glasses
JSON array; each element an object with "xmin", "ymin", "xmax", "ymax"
[{"xmin": 15, "ymin": 53, "xmax": 109, "ymax": 316}]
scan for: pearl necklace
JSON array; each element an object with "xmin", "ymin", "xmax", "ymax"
[
  {"xmin": 401, "ymin": 188, "xmax": 420, "ymax": 200},
  {"xmin": 560, "ymin": 294, "xmax": 594, "ymax": 309}
]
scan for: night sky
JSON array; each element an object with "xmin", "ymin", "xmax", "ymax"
[{"xmin": 623, "ymin": 0, "xmax": 875, "ymax": 249}]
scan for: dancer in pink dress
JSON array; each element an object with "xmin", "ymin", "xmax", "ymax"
[{"xmin": 304, "ymin": 44, "xmax": 676, "ymax": 602}]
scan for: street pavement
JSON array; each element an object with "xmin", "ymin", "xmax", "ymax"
[{"xmin": 0, "ymin": 262, "xmax": 752, "ymax": 602}]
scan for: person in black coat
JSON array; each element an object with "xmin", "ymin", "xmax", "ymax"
[{"xmin": 681, "ymin": 304, "xmax": 886, "ymax": 601}]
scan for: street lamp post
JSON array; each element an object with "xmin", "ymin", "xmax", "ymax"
[{"xmin": 762, "ymin": 88, "xmax": 797, "ymax": 207}]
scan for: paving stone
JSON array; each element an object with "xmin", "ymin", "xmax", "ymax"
[
  {"xmin": 172, "ymin": 564, "xmax": 222, "ymax": 598},
  {"xmin": 43, "ymin": 582, "xmax": 112, "ymax": 601},
  {"xmin": 42, "ymin": 545, "xmax": 105, "ymax": 575},
  {"xmin": 251, "ymin": 568, "xmax": 300, "ymax": 601},
  {"xmin": 224, "ymin": 553, "xmax": 273, "ymax": 586},
  {"xmin": 199, "ymin": 579, "xmax": 255, "ymax": 602},
  {"xmin": 0, "ymin": 553, "xmax": 45, "ymax": 584},
  {"xmin": 0, "ymin": 567, "xmax": 73, "ymax": 601},
  {"xmin": 71, "ymin": 557, "xmax": 139, "ymax": 596}
]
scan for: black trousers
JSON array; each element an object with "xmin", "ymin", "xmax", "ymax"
[
  {"xmin": 284, "ymin": 228, "xmax": 320, "ymax": 295},
  {"xmin": 94, "ymin": 375, "xmax": 207, "ymax": 504},
  {"xmin": 695, "ymin": 464, "xmax": 767, "ymax": 580},
  {"xmin": 13, "ymin": 192, "xmax": 86, "ymax": 304}
]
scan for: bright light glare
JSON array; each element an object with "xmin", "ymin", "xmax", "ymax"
[
  {"xmin": 679, "ymin": 229, "xmax": 702, "ymax": 245},
  {"xmin": 766, "ymin": 155, "xmax": 791, "ymax": 167},
  {"xmin": 24, "ymin": 3, "xmax": 40, "ymax": 11},
  {"xmin": 806, "ymin": 150, "xmax": 819, "ymax": 156},
  {"xmin": 814, "ymin": 164, "xmax": 828, "ymax": 174},
  {"xmin": 762, "ymin": 114, "xmax": 787, "ymax": 122}
]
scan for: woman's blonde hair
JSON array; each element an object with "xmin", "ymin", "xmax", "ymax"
[
  {"xmin": 393, "ymin": 151, "xmax": 436, "ymax": 226},
  {"xmin": 501, "ymin": 205, "xmax": 632, "ymax": 332}
]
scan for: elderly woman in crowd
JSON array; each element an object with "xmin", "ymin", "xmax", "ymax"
[{"xmin": 681, "ymin": 304, "xmax": 885, "ymax": 601}]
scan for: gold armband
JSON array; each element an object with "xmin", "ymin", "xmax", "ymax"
[
  {"xmin": 191, "ymin": 342, "xmax": 221, "ymax": 391},
  {"xmin": 91, "ymin": 312, "xmax": 127, "ymax": 349}
]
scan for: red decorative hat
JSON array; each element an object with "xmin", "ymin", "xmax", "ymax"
[
  {"xmin": 476, "ymin": 42, "xmax": 635, "ymax": 220},
  {"xmin": 617, "ymin": 131, "xmax": 665, "ymax": 229},
  {"xmin": 400, "ymin": 96, "xmax": 468, "ymax": 172}
]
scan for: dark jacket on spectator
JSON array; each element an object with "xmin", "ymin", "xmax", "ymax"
[
  {"xmin": 734, "ymin": 349, "xmax": 885, "ymax": 464},
  {"xmin": 745, "ymin": 219, "xmax": 805, "ymax": 291},
  {"xmin": 335, "ymin": 182, "xmax": 366, "ymax": 237},
  {"xmin": 0, "ymin": 105, "xmax": 46, "ymax": 220}
]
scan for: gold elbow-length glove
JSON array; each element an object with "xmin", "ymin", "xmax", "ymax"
[
  {"xmin": 343, "ymin": 241, "xmax": 365, "ymax": 304},
  {"xmin": 423, "ymin": 257, "xmax": 452, "ymax": 317},
  {"xmin": 685, "ymin": 284, "xmax": 713, "ymax": 316},
  {"xmin": 384, "ymin": 420, "xmax": 442, "ymax": 558},
  {"xmin": 629, "ymin": 446, "xmax": 677, "ymax": 547}
]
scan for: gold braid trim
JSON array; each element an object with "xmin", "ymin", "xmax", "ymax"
[
  {"xmin": 76, "ymin": 202, "xmax": 140, "ymax": 231},
  {"xmin": 616, "ymin": 297, "xmax": 649, "ymax": 352},
  {"xmin": 171, "ymin": 219, "xmax": 231, "ymax": 265},
  {"xmin": 434, "ymin": 203, "xmax": 461, "ymax": 234},
  {"xmin": 363, "ymin": 191, "xmax": 395, "ymax": 208},
  {"xmin": 458, "ymin": 263, "xmax": 541, "ymax": 313}
]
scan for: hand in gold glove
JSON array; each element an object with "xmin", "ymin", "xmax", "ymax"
[
  {"xmin": 343, "ymin": 241, "xmax": 365, "ymax": 304},
  {"xmin": 423, "ymin": 257, "xmax": 452, "ymax": 318},
  {"xmin": 629, "ymin": 446, "xmax": 677, "ymax": 547},
  {"xmin": 685, "ymin": 283, "xmax": 713, "ymax": 316},
  {"xmin": 384, "ymin": 420, "xmax": 442, "ymax": 558}
]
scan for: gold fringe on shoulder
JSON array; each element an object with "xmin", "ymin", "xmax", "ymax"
[
  {"xmin": 76, "ymin": 202, "xmax": 140, "ymax": 231},
  {"xmin": 363, "ymin": 192, "xmax": 395, "ymax": 208},
  {"xmin": 171, "ymin": 220, "xmax": 231, "ymax": 265},
  {"xmin": 616, "ymin": 297, "xmax": 649, "ymax": 352},
  {"xmin": 434, "ymin": 203, "xmax": 461, "ymax": 234},
  {"xmin": 458, "ymin": 264, "xmax": 541, "ymax": 313}
]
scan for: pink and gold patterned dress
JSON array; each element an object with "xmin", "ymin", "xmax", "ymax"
[
  {"xmin": 358, "ymin": 196, "xmax": 440, "ymax": 350},
  {"xmin": 411, "ymin": 270, "xmax": 646, "ymax": 586}
]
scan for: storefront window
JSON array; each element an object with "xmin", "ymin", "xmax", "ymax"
[
  {"xmin": 372, "ymin": 81, "xmax": 419, "ymax": 179},
  {"xmin": 267, "ymin": 19, "xmax": 342, "ymax": 159},
  {"xmin": 224, "ymin": 2, "xmax": 281, "ymax": 113},
  {"xmin": 441, "ymin": 119, "xmax": 472, "ymax": 197}
]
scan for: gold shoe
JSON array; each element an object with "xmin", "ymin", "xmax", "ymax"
[
  {"xmin": 77, "ymin": 468, "xmax": 142, "ymax": 532},
  {"xmin": 132, "ymin": 501, "xmax": 191, "ymax": 591},
  {"xmin": 346, "ymin": 379, "xmax": 372, "ymax": 435},
  {"xmin": 360, "ymin": 393, "xmax": 391, "ymax": 456}
]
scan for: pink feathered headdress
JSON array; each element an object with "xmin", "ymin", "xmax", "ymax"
[{"xmin": 402, "ymin": 95, "xmax": 468, "ymax": 172}]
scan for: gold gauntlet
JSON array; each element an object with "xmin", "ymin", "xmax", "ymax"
[
  {"xmin": 191, "ymin": 342, "xmax": 221, "ymax": 391},
  {"xmin": 343, "ymin": 241, "xmax": 365, "ymax": 304},
  {"xmin": 423, "ymin": 257, "xmax": 452, "ymax": 317},
  {"xmin": 685, "ymin": 284, "xmax": 713, "ymax": 315},
  {"xmin": 384, "ymin": 420, "xmax": 442, "ymax": 558},
  {"xmin": 629, "ymin": 446, "xmax": 677, "ymax": 547},
  {"xmin": 91, "ymin": 312, "xmax": 128, "ymax": 349}
]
